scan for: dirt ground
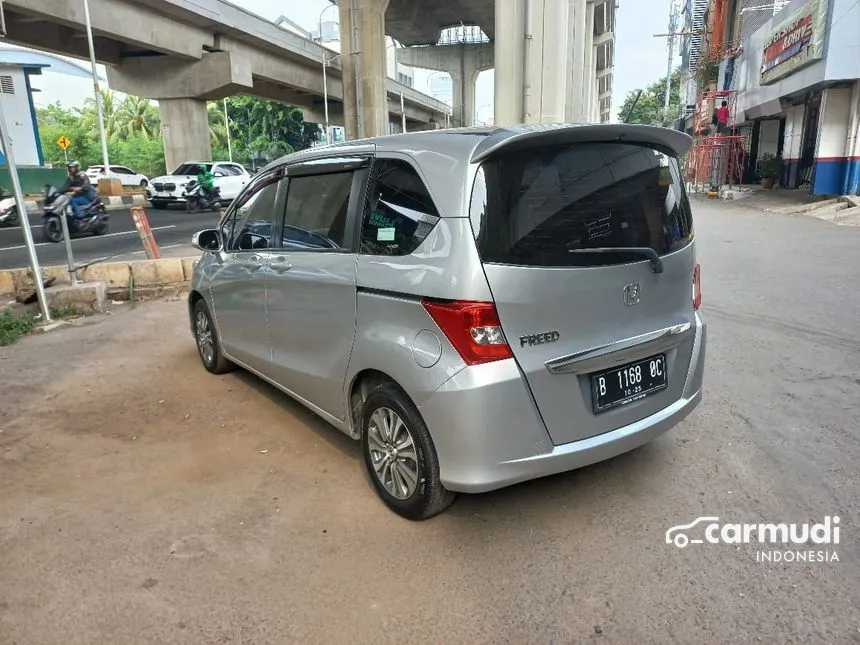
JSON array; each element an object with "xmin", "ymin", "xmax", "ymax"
[{"xmin": 1, "ymin": 201, "xmax": 859, "ymax": 644}]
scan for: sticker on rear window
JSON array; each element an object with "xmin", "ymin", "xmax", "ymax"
[{"xmin": 377, "ymin": 227, "xmax": 395, "ymax": 241}]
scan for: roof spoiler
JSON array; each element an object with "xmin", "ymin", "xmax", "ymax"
[{"xmin": 470, "ymin": 124, "xmax": 694, "ymax": 164}]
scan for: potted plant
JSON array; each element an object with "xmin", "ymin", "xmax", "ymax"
[{"xmin": 758, "ymin": 153, "xmax": 781, "ymax": 189}]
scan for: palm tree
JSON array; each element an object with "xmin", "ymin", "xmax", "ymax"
[
  {"xmin": 207, "ymin": 101, "xmax": 229, "ymax": 149},
  {"xmin": 77, "ymin": 88, "xmax": 123, "ymax": 141},
  {"xmin": 117, "ymin": 95, "xmax": 160, "ymax": 140}
]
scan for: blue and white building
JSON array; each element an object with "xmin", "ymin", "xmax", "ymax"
[{"xmin": 732, "ymin": 0, "xmax": 860, "ymax": 195}]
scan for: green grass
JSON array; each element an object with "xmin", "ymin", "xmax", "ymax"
[
  {"xmin": 0, "ymin": 310, "xmax": 38, "ymax": 346},
  {"xmin": 0, "ymin": 306, "xmax": 84, "ymax": 346}
]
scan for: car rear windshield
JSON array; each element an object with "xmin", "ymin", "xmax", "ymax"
[
  {"xmin": 173, "ymin": 163, "xmax": 211, "ymax": 176},
  {"xmin": 471, "ymin": 142, "xmax": 694, "ymax": 267}
]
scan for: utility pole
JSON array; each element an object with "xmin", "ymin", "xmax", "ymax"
[{"xmin": 83, "ymin": 0, "xmax": 111, "ymax": 175}]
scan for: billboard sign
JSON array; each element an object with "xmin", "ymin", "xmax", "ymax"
[{"xmin": 760, "ymin": 0, "xmax": 828, "ymax": 85}]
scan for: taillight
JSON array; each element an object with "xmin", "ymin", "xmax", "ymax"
[
  {"xmin": 692, "ymin": 263, "xmax": 702, "ymax": 311},
  {"xmin": 421, "ymin": 299, "xmax": 513, "ymax": 366}
]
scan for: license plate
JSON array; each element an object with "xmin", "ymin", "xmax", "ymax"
[{"xmin": 591, "ymin": 354, "xmax": 667, "ymax": 413}]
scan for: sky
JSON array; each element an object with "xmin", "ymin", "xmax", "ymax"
[{"xmin": 27, "ymin": 0, "xmax": 676, "ymax": 123}]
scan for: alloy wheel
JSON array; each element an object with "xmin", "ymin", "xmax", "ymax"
[
  {"xmin": 195, "ymin": 310, "xmax": 215, "ymax": 365},
  {"xmin": 367, "ymin": 407, "xmax": 420, "ymax": 500}
]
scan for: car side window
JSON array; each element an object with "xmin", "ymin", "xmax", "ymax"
[
  {"xmin": 228, "ymin": 165, "xmax": 245, "ymax": 176},
  {"xmin": 222, "ymin": 171, "xmax": 283, "ymax": 251},
  {"xmin": 359, "ymin": 158, "xmax": 440, "ymax": 256},
  {"xmin": 281, "ymin": 171, "xmax": 354, "ymax": 251}
]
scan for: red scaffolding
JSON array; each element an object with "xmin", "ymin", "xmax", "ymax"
[{"xmin": 684, "ymin": 89, "xmax": 747, "ymax": 192}]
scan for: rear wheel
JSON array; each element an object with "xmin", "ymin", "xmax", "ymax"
[
  {"xmin": 42, "ymin": 217, "xmax": 63, "ymax": 243},
  {"xmin": 193, "ymin": 299, "xmax": 234, "ymax": 374},
  {"xmin": 361, "ymin": 383, "xmax": 456, "ymax": 520},
  {"xmin": 186, "ymin": 198, "xmax": 199, "ymax": 214}
]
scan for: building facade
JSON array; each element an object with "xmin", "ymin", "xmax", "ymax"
[{"xmin": 731, "ymin": 0, "xmax": 860, "ymax": 194}]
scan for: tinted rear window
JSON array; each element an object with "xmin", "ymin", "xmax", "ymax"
[
  {"xmin": 173, "ymin": 163, "xmax": 210, "ymax": 176},
  {"xmin": 472, "ymin": 143, "xmax": 694, "ymax": 267}
]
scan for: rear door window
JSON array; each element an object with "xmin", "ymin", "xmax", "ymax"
[
  {"xmin": 473, "ymin": 143, "xmax": 694, "ymax": 267},
  {"xmin": 359, "ymin": 159, "xmax": 440, "ymax": 256},
  {"xmin": 282, "ymin": 172, "xmax": 354, "ymax": 250}
]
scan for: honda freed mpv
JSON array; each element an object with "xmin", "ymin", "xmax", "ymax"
[{"xmin": 188, "ymin": 124, "xmax": 707, "ymax": 520}]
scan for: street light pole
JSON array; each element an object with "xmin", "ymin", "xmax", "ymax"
[
  {"xmin": 223, "ymin": 97, "xmax": 233, "ymax": 161},
  {"xmin": 0, "ymin": 99, "xmax": 51, "ymax": 322},
  {"xmin": 82, "ymin": 0, "xmax": 110, "ymax": 174}
]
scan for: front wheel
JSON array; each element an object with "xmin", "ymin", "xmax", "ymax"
[
  {"xmin": 139, "ymin": 179, "xmax": 148, "ymax": 188},
  {"xmin": 93, "ymin": 222, "xmax": 108, "ymax": 236},
  {"xmin": 361, "ymin": 383, "xmax": 456, "ymax": 521},
  {"xmin": 42, "ymin": 216, "xmax": 63, "ymax": 243},
  {"xmin": 151, "ymin": 200, "xmax": 167, "ymax": 210},
  {"xmin": 186, "ymin": 198, "xmax": 199, "ymax": 213}
]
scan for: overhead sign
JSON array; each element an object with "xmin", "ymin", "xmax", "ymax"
[
  {"xmin": 55, "ymin": 135, "xmax": 72, "ymax": 150},
  {"xmin": 760, "ymin": 0, "xmax": 828, "ymax": 85}
]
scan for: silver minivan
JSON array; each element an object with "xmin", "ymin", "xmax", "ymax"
[{"xmin": 188, "ymin": 124, "xmax": 707, "ymax": 520}]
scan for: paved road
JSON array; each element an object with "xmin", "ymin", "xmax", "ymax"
[
  {"xmin": 0, "ymin": 199, "xmax": 858, "ymax": 643},
  {"xmin": 0, "ymin": 206, "xmax": 217, "ymax": 270}
]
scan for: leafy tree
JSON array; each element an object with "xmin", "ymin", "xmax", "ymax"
[
  {"xmin": 78, "ymin": 89, "xmax": 123, "ymax": 141},
  {"xmin": 616, "ymin": 68, "xmax": 682, "ymax": 126},
  {"xmin": 35, "ymin": 93, "xmax": 320, "ymax": 178},
  {"xmin": 117, "ymin": 96, "xmax": 160, "ymax": 140}
]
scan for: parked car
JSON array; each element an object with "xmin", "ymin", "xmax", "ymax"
[
  {"xmin": 146, "ymin": 161, "xmax": 251, "ymax": 209},
  {"xmin": 187, "ymin": 124, "xmax": 707, "ymax": 521},
  {"xmin": 86, "ymin": 165, "xmax": 149, "ymax": 188}
]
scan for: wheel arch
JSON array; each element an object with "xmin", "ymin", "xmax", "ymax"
[{"xmin": 347, "ymin": 369, "xmax": 415, "ymax": 440}]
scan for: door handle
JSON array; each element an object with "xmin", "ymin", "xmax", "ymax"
[{"xmin": 268, "ymin": 257, "xmax": 292, "ymax": 273}]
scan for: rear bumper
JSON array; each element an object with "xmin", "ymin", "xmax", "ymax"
[{"xmin": 420, "ymin": 313, "xmax": 707, "ymax": 494}]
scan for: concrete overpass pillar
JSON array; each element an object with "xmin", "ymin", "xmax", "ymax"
[
  {"xmin": 397, "ymin": 44, "xmax": 493, "ymax": 127},
  {"xmin": 494, "ymin": 0, "xmax": 525, "ymax": 125},
  {"xmin": 579, "ymin": 0, "xmax": 596, "ymax": 123},
  {"xmin": 159, "ymin": 99, "xmax": 211, "ymax": 173},
  {"xmin": 563, "ymin": 0, "xmax": 588, "ymax": 122},
  {"xmin": 338, "ymin": 0, "xmax": 390, "ymax": 140}
]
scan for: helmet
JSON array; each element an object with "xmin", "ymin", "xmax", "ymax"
[{"xmin": 67, "ymin": 160, "xmax": 80, "ymax": 172}]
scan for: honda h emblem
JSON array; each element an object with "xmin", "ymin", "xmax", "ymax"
[{"xmin": 623, "ymin": 283, "xmax": 641, "ymax": 306}]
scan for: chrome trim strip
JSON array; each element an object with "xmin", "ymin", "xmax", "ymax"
[{"xmin": 545, "ymin": 322, "xmax": 693, "ymax": 375}]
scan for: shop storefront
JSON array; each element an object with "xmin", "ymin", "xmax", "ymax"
[{"xmin": 733, "ymin": 0, "xmax": 860, "ymax": 195}]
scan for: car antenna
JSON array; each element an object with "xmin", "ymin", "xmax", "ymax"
[{"xmin": 621, "ymin": 90, "xmax": 643, "ymax": 124}]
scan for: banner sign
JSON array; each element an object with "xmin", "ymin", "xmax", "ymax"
[{"xmin": 760, "ymin": 0, "xmax": 828, "ymax": 85}]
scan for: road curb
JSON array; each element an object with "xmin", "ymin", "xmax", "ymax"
[
  {"xmin": 20, "ymin": 194, "xmax": 148, "ymax": 214},
  {"xmin": 0, "ymin": 255, "xmax": 199, "ymax": 301}
]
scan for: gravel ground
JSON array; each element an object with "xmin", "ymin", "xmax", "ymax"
[{"xmin": 0, "ymin": 199, "xmax": 858, "ymax": 644}]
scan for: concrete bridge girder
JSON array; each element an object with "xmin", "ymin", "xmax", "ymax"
[{"xmin": 397, "ymin": 44, "xmax": 493, "ymax": 127}]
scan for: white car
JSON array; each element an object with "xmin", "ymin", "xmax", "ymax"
[
  {"xmin": 86, "ymin": 165, "xmax": 150, "ymax": 188},
  {"xmin": 146, "ymin": 161, "xmax": 251, "ymax": 209}
]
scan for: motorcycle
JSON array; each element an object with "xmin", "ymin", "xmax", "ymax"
[
  {"xmin": 0, "ymin": 189, "xmax": 20, "ymax": 228},
  {"xmin": 184, "ymin": 180, "xmax": 221, "ymax": 213},
  {"xmin": 41, "ymin": 185, "xmax": 110, "ymax": 243}
]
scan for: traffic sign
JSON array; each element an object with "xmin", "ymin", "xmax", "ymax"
[{"xmin": 56, "ymin": 135, "xmax": 72, "ymax": 150}]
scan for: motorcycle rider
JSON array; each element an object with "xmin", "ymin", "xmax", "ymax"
[
  {"xmin": 60, "ymin": 161, "xmax": 97, "ymax": 219},
  {"xmin": 195, "ymin": 164, "xmax": 217, "ymax": 205}
]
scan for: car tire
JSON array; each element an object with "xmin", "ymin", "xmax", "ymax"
[
  {"xmin": 193, "ymin": 299, "xmax": 234, "ymax": 375},
  {"xmin": 361, "ymin": 383, "xmax": 456, "ymax": 521},
  {"xmin": 140, "ymin": 179, "xmax": 148, "ymax": 188},
  {"xmin": 151, "ymin": 200, "xmax": 167, "ymax": 210}
]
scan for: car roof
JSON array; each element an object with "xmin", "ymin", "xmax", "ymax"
[{"xmin": 260, "ymin": 123, "xmax": 694, "ymax": 217}]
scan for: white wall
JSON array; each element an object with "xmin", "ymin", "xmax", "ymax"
[
  {"xmin": 0, "ymin": 67, "xmax": 41, "ymax": 166},
  {"xmin": 816, "ymin": 86, "xmax": 852, "ymax": 158},
  {"xmin": 824, "ymin": 0, "xmax": 860, "ymax": 80}
]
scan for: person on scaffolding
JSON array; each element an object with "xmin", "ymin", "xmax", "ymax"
[{"xmin": 715, "ymin": 100, "xmax": 730, "ymax": 134}]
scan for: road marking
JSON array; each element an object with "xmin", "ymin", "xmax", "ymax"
[{"xmin": 0, "ymin": 225, "xmax": 177, "ymax": 252}]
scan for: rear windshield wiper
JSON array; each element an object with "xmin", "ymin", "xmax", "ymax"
[{"xmin": 567, "ymin": 247, "xmax": 664, "ymax": 273}]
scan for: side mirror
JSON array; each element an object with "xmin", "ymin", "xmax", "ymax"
[{"xmin": 192, "ymin": 228, "xmax": 222, "ymax": 252}]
